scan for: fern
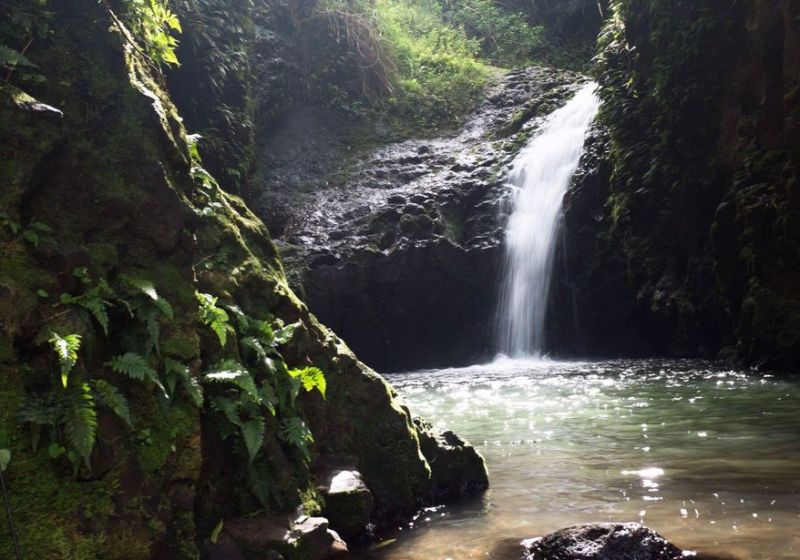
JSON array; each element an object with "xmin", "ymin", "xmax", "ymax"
[
  {"xmin": 91, "ymin": 379, "xmax": 132, "ymax": 427},
  {"xmin": 278, "ymin": 417, "xmax": 314, "ymax": 461},
  {"xmin": 246, "ymin": 460, "xmax": 272, "ymax": 508},
  {"xmin": 61, "ymin": 278, "xmax": 115, "ymax": 335},
  {"xmin": 107, "ymin": 352, "xmax": 167, "ymax": 397},
  {"xmin": 107, "ymin": 352, "xmax": 155, "ymax": 381},
  {"xmin": 210, "ymin": 396, "xmax": 241, "ymax": 428},
  {"xmin": 126, "ymin": 0, "xmax": 182, "ymax": 67},
  {"xmin": 120, "ymin": 274, "xmax": 174, "ymax": 319},
  {"xmin": 49, "ymin": 333, "xmax": 81, "ymax": 388},
  {"xmin": 197, "ymin": 292, "xmax": 232, "ymax": 347},
  {"xmin": 61, "ymin": 383, "xmax": 97, "ymax": 468},
  {"xmin": 204, "ymin": 360, "xmax": 260, "ymax": 404},
  {"xmin": 241, "ymin": 418, "xmax": 265, "ymax": 463},
  {"xmin": 164, "ymin": 358, "xmax": 203, "ymax": 407},
  {"xmin": 288, "ymin": 367, "xmax": 326, "ymax": 399},
  {"xmin": 18, "ymin": 396, "xmax": 58, "ymax": 427},
  {"xmin": 273, "ymin": 321, "xmax": 301, "ymax": 346}
]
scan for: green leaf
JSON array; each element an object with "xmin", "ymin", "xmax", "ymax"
[
  {"xmin": 91, "ymin": 379, "xmax": 132, "ymax": 427},
  {"xmin": 121, "ymin": 275, "xmax": 158, "ymax": 300},
  {"xmin": 61, "ymin": 383, "xmax": 97, "ymax": 468},
  {"xmin": 246, "ymin": 461, "xmax": 271, "ymax": 508},
  {"xmin": 107, "ymin": 352, "xmax": 156, "ymax": 381},
  {"xmin": 0, "ymin": 449, "xmax": 10, "ymax": 472},
  {"xmin": 107, "ymin": 353, "xmax": 167, "ymax": 397},
  {"xmin": 204, "ymin": 360, "xmax": 260, "ymax": 403},
  {"xmin": 0, "ymin": 45, "xmax": 36, "ymax": 68},
  {"xmin": 273, "ymin": 322, "xmax": 301, "ymax": 346},
  {"xmin": 73, "ymin": 293, "xmax": 110, "ymax": 335},
  {"xmin": 210, "ymin": 519, "xmax": 224, "ymax": 545},
  {"xmin": 241, "ymin": 418, "xmax": 265, "ymax": 463},
  {"xmin": 47, "ymin": 442, "xmax": 66, "ymax": 459},
  {"xmin": 22, "ymin": 229, "xmax": 39, "ymax": 246},
  {"xmin": 278, "ymin": 417, "xmax": 314, "ymax": 461},
  {"xmin": 197, "ymin": 292, "xmax": 231, "ymax": 347},
  {"xmin": 37, "ymin": 289, "xmax": 49, "ymax": 298},
  {"xmin": 49, "ymin": 333, "xmax": 81, "ymax": 388},
  {"xmin": 288, "ymin": 366, "xmax": 326, "ymax": 398},
  {"xmin": 210, "ymin": 396, "xmax": 241, "ymax": 427}
]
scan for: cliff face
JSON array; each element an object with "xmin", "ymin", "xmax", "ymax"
[
  {"xmin": 0, "ymin": 1, "xmax": 486, "ymax": 558},
  {"xmin": 553, "ymin": 0, "xmax": 800, "ymax": 368}
]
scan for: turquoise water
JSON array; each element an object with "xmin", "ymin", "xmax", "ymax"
[{"xmin": 358, "ymin": 359, "xmax": 800, "ymax": 559}]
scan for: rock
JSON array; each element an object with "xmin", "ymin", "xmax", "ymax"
[
  {"xmin": 224, "ymin": 514, "xmax": 348, "ymax": 560},
  {"xmin": 401, "ymin": 202, "xmax": 427, "ymax": 215},
  {"xmin": 413, "ymin": 418, "xmax": 489, "ymax": 501},
  {"xmin": 522, "ymin": 523, "xmax": 684, "ymax": 560},
  {"xmin": 250, "ymin": 66, "xmax": 583, "ymax": 371},
  {"xmin": 314, "ymin": 456, "xmax": 375, "ymax": 539}
]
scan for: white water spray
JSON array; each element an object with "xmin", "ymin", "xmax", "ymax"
[{"xmin": 497, "ymin": 83, "xmax": 600, "ymax": 358}]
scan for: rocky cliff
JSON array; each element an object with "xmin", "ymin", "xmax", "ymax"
[
  {"xmin": 248, "ymin": 68, "xmax": 587, "ymax": 371},
  {"xmin": 552, "ymin": 0, "xmax": 800, "ymax": 369},
  {"xmin": 0, "ymin": 1, "xmax": 487, "ymax": 558}
]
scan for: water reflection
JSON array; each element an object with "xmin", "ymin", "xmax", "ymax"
[{"xmin": 353, "ymin": 359, "xmax": 800, "ymax": 560}]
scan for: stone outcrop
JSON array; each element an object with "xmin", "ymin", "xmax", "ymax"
[
  {"xmin": 551, "ymin": 0, "xmax": 800, "ymax": 369},
  {"xmin": 249, "ymin": 67, "xmax": 587, "ymax": 371},
  {"xmin": 521, "ymin": 523, "xmax": 686, "ymax": 560},
  {"xmin": 0, "ymin": 1, "xmax": 488, "ymax": 558}
]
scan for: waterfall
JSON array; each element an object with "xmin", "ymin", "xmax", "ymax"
[{"xmin": 497, "ymin": 83, "xmax": 600, "ymax": 358}]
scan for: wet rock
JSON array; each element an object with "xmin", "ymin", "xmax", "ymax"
[
  {"xmin": 315, "ymin": 456, "xmax": 375, "ymax": 539},
  {"xmin": 252, "ymin": 67, "xmax": 585, "ymax": 371},
  {"xmin": 413, "ymin": 418, "xmax": 489, "ymax": 501},
  {"xmin": 224, "ymin": 514, "xmax": 347, "ymax": 560},
  {"xmin": 522, "ymin": 523, "xmax": 685, "ymax": 560},
  {"xmin": 401, "ymin": 202, "xmax": 426, "ymax": 216},
  {"xmin": 399, "ymin": 213, "xmax": 435, "ymax": 238}
]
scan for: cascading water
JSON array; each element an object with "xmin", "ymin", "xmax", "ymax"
[{"xmin": 497, "ymin": 83, "xmax": 600, "ymax": 358}]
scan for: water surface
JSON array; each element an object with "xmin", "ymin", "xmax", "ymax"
[{"xmin": 357, "ymin": 359, "xmax": 800, "ymax": 559}]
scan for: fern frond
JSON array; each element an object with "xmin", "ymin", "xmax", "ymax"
[
  {"xmin": 91, "ymin": 379, "xmax": 132, "ymax": 427},
  {"xmin": 288, "ymin": 366, "xmax": 326, "ymax": 398},
  {"xmin": 60, "ymin": 383, "xmax": 97, "ymax": 467},
  {"xmin": 49, "ymin": 332, "xmax": 81, "ymax": 388},
  {"xmin": 107, "ymin": 352, "xmax": 167, "ymax": 397},
  {"xmin": 278, "ymin": 417, "xmax": 314, "ymax": 461},
  {"xmin": 18, "ymin": 395, "xmax": 58, "ymax": 426},
  {"xmin": 210, "ymin": 396, "xmax": 241, "ymax": 427},
  {"xmin": 107, "ymin": 352, "xmax": 156, "ymax": 381},
  {"xmin": 273, "ymin": 322, "xmax": 301, "ymax": 346},
  {"xmin": 197, "ymin": 292, "xmax": 232, "ymax": 347},
  {"xmin": 204, "ymin": 360, "xmax": 260, "ymax": 403},
  {"xmin": 246, "ymin": 460, "xmax": 271, "ymax": 508},
  {"xmin": 121, "ymin": 275, "xmax": 174, "ymax": 319},
  {"xmin": 76, "ymin": 296, "xmax": 110, "ymax": 335},
  {"xmin": 241, "ymin": 418, "xmax": 265, "ymax": 463},
  {"xmin": 164, "ymin": 358, "xmax": 203, "ymax": 407}
]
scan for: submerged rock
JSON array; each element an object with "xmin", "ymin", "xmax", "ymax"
[
  {"xmin": 521, "ymin": 523, "xmax": 688, "ymax": 560},
  {"xmin": 414, "ymin": 417, "xmax": 489, "ymax": 501}
]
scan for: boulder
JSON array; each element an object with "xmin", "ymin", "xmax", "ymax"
[
  {"xmin": 413, "ymin": 418, "xmax": 489, "ymax": 501},
  {"xmin": 522, "ymin": 523, "xmax": 685, "ymax": 560},
  {"xmin": 223, "ymin": 514, "xmax": 348, "ymax": 560},
  {"xmin": 314, "ymin": 456, "xmax": 375, "ymax": 539}
]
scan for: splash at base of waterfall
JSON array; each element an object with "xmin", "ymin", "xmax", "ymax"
[{"xmin": 497, "ymin": 83, "xmax": 600, "ymax": 358}]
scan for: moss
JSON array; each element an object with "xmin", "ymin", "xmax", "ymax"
[
  {"xmin": 299, "ymin": 487, "xmax": 324, "ymax": 517},
  {"xmin": 135, "ymin": 400, "xmax": 199, "ymax": 474},
  {"xmin": 0, "ymin": 369, "xmax": 120, "ymax": 560}
]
